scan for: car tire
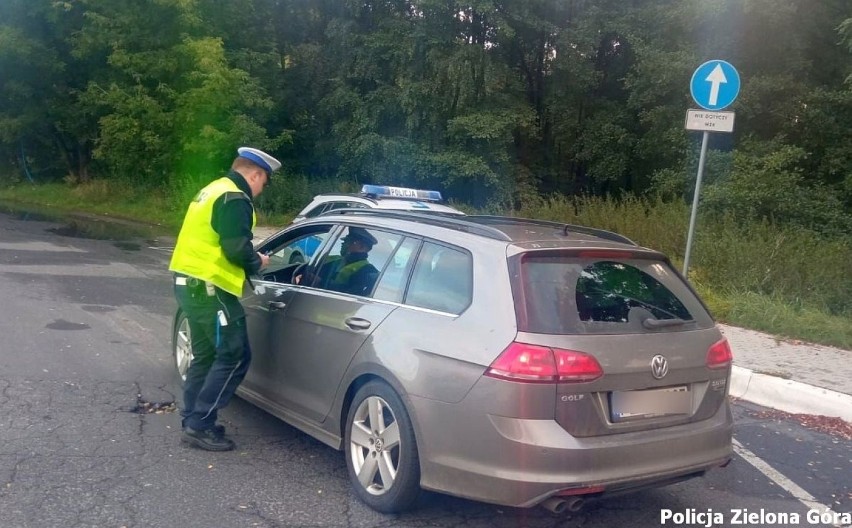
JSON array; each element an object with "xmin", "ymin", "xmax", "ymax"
[
  {"xmin": 172, "ymin": 310, "xmax": 193, "ymax": 385},
  {"xmin": 344, "ymin": 381, "xmax": 421, "ymax": 513}
]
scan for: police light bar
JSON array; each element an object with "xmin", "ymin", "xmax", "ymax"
[{"xmin": 360, "ymin": 184, "xmax": 443, "ymax": 202}]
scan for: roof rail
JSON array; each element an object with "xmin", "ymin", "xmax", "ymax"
[
  {"xmin": 314, "ymin": 192, "xmax": 377, "ymax": 203},
  {"xmin": 317, "ymin": 208, "xmax": 512, "ymax": 241},
  {"xmin": 466, "ymin": 215, "xmax": 637, "ymax": 246}
]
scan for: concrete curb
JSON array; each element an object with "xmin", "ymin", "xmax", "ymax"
[{"xmin": 730, "ymin": 365, "xmax": 852, "ymax": 422}]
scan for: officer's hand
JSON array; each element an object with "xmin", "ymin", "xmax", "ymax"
[{"xmin": 258, "ymin": 252, "xmax": 270, "ymax": 268}]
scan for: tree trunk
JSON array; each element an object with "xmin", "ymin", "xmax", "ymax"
[{"xmin": 53, "ymin": 128, "xmax": 92, "ymax": 183}]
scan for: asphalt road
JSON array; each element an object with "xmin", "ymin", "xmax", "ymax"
[{"xmin": 0, "ymin": 206, "xmax": 848, "ymax": 528}]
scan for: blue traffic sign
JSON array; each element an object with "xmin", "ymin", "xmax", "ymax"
[{"xmin": 690, "ymin": 60, "xmax": 740, "ymax": 111}]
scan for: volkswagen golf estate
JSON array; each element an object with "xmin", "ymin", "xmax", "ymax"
[{"xmin": 172, "ymin": 210, "xmax": 733, "ymax": 514}]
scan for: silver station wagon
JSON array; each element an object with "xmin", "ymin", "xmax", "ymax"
[{"xmin": 172, "ymin": 210, "xmax": 733, "ymax": 514}]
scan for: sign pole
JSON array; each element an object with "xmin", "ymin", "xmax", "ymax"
[
  {"xmin": 683, "ymin": 130, "xmax": 709, "ymax": 276},
  {"xmin": 684, "ymin": 59, "xmax": 739, "ymax": 280}
]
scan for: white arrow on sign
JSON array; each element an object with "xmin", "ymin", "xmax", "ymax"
[{"xmin": 705, "ymin": 64, "xmax": 728, "ymax": 106}]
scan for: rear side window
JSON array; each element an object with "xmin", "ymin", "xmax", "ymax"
[
  {"xmin": 327, "ymin": 201, "xmax": 368, "ymax": 212},
  {"xmin": 305, "ymin": 201, "xmax": 368, "ymax": 218},
  {"xmin": 405, "ymin": 242, "xmax": 472, "ymax": 314},
  {"xmin": 518, "ymin": 254, "xmax": 710, "ymax": 334},
  {"xmin": 373, "ymin": 237, "xmax": 420, "ymax": 303},
  {"xmin": 304, "ymin": 203, "xmax": 329, "ymax": 218}
]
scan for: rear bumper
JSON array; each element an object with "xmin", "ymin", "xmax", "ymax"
[{"xmin": 411, "ymin": 395, "xmax": 733, "ymax": 507}]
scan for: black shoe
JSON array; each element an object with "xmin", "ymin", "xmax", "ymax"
[
  {"xmin": 182, "ymin": 422, "xmax": 226, "ymax": 436},
  {"xmin": 182, "ymin": 426, "xmax": 235, "ymax": 451}
]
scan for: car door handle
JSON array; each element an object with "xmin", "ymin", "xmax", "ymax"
[
  {"xmin": 344, "ymin": 317, "xmax": 371, "ymax": 330},
  {"xmin": 268, "ymin": 301, "xmax": 287, "ymax": 311}
]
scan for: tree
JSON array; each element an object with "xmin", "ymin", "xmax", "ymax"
[
  {"xmin": 0, "ymin": 0, "xmax": 96, "ymax": 182},
  {"xmin": 72, "ymin": 0, "xmax": 287, "ymax": 186}
]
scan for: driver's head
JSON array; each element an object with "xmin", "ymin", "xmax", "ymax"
[{"xmin": 341, "ymin": 227, "xmax": 377, "ymax": 255}]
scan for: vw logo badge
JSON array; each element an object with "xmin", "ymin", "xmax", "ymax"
[{"xmin": 651, "ymin": 355, "xmax": 669, "ymax": 379}]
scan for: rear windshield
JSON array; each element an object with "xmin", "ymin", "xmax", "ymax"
[{"xmin": 516, "ymin": 254, "xmax": 712, "ymax": 334}]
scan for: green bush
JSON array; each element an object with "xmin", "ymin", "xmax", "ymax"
[
  {"xmin": 693, "ymin": 216, "xmax": 851, "ymax": 316},
  {"xmin": 254, "ymin": 173, "xmax": 348, "ymax": 221},
  {"xmin": 701, "ymin": 139, "xmax": 851, "ymax": 237},
  {"xmin": 516, "ymin": 194, "xmax": 690, "ymax": 258}
]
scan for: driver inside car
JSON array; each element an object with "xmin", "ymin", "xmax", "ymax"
[{"xmin": 295, "ymin": 227, "xmax": 380, "ymax": 296}]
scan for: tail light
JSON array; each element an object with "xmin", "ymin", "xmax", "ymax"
[
  {"xmin": 485, "ymin": 342, "xmax": 603, "ymax": 383},
  {"xmin": 706, "ymin": 338, "xmax": 733, "ymax": 369}
]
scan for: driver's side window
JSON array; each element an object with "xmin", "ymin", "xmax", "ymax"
[
  {"xmin": 307, "ymin": 226, "xmax": 400, "ymax": 297},
  {"xmin": 258, "ymin": 226, "xmax": 334, "ymax": 283}
]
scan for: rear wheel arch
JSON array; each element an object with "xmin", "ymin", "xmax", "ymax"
[
  {"xmin": 172, "ymin": 308, "xmax": 184, "ymax": 340},
  {"xmin": 340, "ymin": 374, "xmax": 380, "ymax": 438},
  {"xmin": 339, "ymin": 371, "xmax": 423, "ymax": 446}
]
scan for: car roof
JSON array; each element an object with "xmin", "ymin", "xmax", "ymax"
[
  {"xmin": 304, "ymin": 194, "xmax": 465, "ymax": 214},
  {"xmin": 371, "ymin": 199, "xmax": 464, "ymax": 214},
  {"xmin": 310, "ymin": 209, "xmax": 649, "ymax": 251}
]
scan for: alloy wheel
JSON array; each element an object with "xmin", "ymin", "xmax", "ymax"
[
  {"xmin": 349, "ymin": 395, "xmax": 401, "ymax": 495},
  {"xmin": 174, "ymin": 314, "xmax": 193, "ymax": 382}
]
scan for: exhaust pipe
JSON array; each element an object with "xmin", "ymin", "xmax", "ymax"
[{"xmin": 541, "ymin": 496, "xmax": 585, "ymax": 514}]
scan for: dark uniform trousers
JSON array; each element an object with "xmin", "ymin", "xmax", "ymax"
[{"xmin": 174, "ymin": 276, "xmax": 251, "ymax": 432}]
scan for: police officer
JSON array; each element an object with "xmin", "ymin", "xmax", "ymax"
[{"xmin": 169, "ymin": 146, "xmax": 280, "ymax": 451}]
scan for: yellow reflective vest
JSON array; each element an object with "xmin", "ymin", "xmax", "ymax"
[{"xmin": 169, "ymin": 177, "xmax": 256, "ymax": 297}]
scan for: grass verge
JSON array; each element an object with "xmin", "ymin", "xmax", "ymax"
[
  {"xmin": 0, "ymin": 180, "xmax": 290, "ymax": 233},
  {"xmin": 694, "ymin": 285, "xmax": 852, "ymax": 350},
  {"xmin": 0, "ymin": 181, "xmax": 184, "ymax": 232}
]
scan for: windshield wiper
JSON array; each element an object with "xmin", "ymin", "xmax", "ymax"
[
  {"xmin": 587, "ymin": 287, "xmax": 683, "ymax": 320},
  {"xmin": 642, "ymin": 317, "xmax": 694, "ymax": 329}
]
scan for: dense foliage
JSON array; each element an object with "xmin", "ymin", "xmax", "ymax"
[{"xmin": 1, "ymin": 0, "xmax": 850, "ymax": 230}]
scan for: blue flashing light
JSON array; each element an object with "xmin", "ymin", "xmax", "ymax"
[{"xmin": 361, "ymin": 184, "xmax": 443, "ymax": 202}]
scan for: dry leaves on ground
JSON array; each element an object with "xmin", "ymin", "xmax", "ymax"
[
  {"xmin": 749, "ymin": 408, "xmax": 852, "ymax": 440},
  {"xmin": 133, "ymin": 400, "xmax": 177, "ymax": 414}
]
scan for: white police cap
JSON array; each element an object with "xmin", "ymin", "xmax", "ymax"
[{"xmin": 237, "ymin": 147, "xmax": 281, "ymax": 174}]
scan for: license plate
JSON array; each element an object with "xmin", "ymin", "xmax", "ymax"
[{"xmin": 610, "ymin": 385, "xmax": 691, "ymax": 422}]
